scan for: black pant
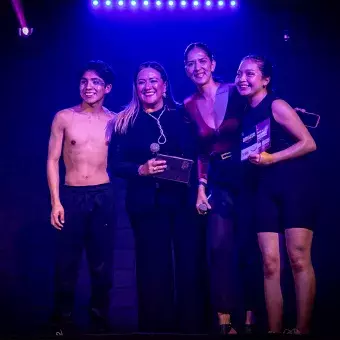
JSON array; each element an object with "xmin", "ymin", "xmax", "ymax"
[
  {"xmin": 54, "ymin": 183, "xmax": 114, "ymax": 320},
  {"xmin": 128, "ymin": 188, "xmax": 206, "ymax": 334},
  {"xmin": 207, "ymin": 184, "xmax": 259, "ymax": 317}
]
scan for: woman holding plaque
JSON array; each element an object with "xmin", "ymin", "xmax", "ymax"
[
  {"xmin": 183, "ymin": 42, "xmax": 258, "ymax": 335},
  {"xmin": 235, "ymin": 55, "xmax": 318, "ymax": 334},
  {"xmin": 110, "ymin": 61, "xmax": 206, "ymax": 334}
]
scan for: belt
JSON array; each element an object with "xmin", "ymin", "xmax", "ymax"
[{"xmin": 210, "ymin": 151, "xmax": 233, "ymax": 161}]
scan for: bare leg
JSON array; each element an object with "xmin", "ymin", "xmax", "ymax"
[
  {"xmin": 258, "ymin": 232, "xmax": 283, "ymax": 333},
  {"xmin": 218, "ymin": 312, "xmax": 230, "ymax": 324},
  {"xmin": 285, "ymin": 228, "xmax": 315, "ymax": 334},
  {"xmin": 218, "ymin": 313, "xmax": 237, "ymax": 334},
  {"xmin": 245, "ymin": 310, "xmax": 254, "ymax": 325}
]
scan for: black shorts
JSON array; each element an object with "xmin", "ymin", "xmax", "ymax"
[{"xmin": 254, "ymin": 161, "xmax": 319, "ymax": 233}]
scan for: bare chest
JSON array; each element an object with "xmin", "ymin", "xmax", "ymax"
[{"xmin": 65, "ymin": 116, "xmax": 111, "ymax": 149}]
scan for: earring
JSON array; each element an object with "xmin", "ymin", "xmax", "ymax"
[{"xmin": 163, "ymin": 93, "xmax": 166, "ymax": 98}]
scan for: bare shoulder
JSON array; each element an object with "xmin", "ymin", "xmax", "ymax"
[
  {"xmin": 184, "ymin": 94, "xmax": 198, "ymax": 114},
  {"xmin": 272, "ymin": 98, "xmax": 292, "ymax": 111},
  {"xmin": 271, "ymin": 99, "xmax": 301, "ymax": 126},
  {"xmin": 271, "ymin": 99, "xmax": 295, "ymax": 117},
  {"xmin": 52, "ymin": 108, "xmax": 74, "ymax": 126},
  {"xmin": 105, "ymin": 111, "xmax": 118, "ymax": 137},
  {"xmin": 184, "ymin": 94, "xmax": 196, "ymax": 106},
  {"xmin": 102, "ymin": 107, "xmax": 117, "ymax": 121}
]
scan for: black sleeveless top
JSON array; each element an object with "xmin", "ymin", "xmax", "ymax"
[
  {"xmin": 241, "ymin": 92, "xmax": 313, "ymax": 187},
  {"xmin": 242, "ymin": 92, "xmax": 295, "ymax": 154}
]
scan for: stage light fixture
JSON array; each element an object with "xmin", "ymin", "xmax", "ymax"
[
  {"xmin": 18, "ymin": 26, "xmax": 33, "ymax": 37},
  {"xmin": 283, "ymin": 29, "xmax": 290, "ymax": 42},
  {"xmin": 89, "ymin": 0, "xmax": 239, "ymax": 10}
]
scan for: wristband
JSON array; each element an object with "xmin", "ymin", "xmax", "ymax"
[{"xmin": 198, "ymin": 180, "xmax": 208, "ymax": 188}]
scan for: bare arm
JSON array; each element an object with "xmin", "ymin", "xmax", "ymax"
[
  {"xmin": 271, "ymin": 99, "xmax": 316, "ymax": 163},
  {"xmin": 47, "ymin": 111, "xmax": 66, "ymax": 206},
  {"xmin": 250, "ymin": 99, "xmax": 317, "ymax": 166}
]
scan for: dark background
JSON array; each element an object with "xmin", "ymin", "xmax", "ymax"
[{"xmin": 0, "ymin": 0, "xmax": 338, "ymax": 335}]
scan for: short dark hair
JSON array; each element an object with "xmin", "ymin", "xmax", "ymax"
[{"xmin": 80, "ymin": 60, "xmax": 115, "ymax": 86}]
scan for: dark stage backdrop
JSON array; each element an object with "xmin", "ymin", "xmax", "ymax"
[{"xmin": 0, "ymin": 0, "xmax": 338, "ymax": 335}]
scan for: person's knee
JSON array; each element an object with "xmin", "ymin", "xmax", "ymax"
[
  {"xmin": 262, "ymin": 251, "xmax": 280, "ymax": 278},
  {"xmin": 288, "ymin": 243, "xmax": 311, "ymax": 274}
]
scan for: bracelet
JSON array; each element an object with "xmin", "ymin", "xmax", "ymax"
[{"xmin": 198, "ymin": 180, "xmax": 208, "ymax": 188}]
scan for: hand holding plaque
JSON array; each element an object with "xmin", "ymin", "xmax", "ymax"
[
  {"xmin": 241, "ymin": 118, "xmax": 271, "ymax": 161},
  {"xmin": 154, "ymin": 154, "xmax": 194, "ymax": 184},
  {"xmin": 138, "ymin": 158, "xmax": 167, "ymax": 176}
]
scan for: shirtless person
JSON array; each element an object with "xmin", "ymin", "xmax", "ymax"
[{"xmin": 47, "ymin": 60, "xmax": 115, "ymax": 334}]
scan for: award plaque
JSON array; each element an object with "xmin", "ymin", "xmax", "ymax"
[
  {"xmin": 154, "ymin": 154, "xmax": 194, "ymax": 184},
  {"xmin": 241, "ymin": 118, "xmax": 271, "ymax": 161}
]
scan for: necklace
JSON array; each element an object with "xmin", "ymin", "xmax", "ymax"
[{"xmin": 146, "ymin": 106, "xmax": 167, "ymax": 145}]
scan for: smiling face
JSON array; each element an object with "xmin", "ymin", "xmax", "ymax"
[
  {"xmin": 79, "ymin": 70, "xmax": 112, "ymax": 105},
  {"xmin": 185, "ymin": 47, "xmax": 216, "ymax": 86},
  {"xmin": 136, "ymin": 67, "xmax": 167, "ymax": 110},
  {"xmin": 235, "ymin": 59, "xmax": 270, "ymax": 98}
]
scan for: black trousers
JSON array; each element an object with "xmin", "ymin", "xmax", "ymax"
[
  {"xmin": 207, "ymin": 156, "xmax": 259, "ymax": 318},
  {"xmin": 128, "ymin": 188, "xmax": 206, "ymax": 334},
  {"xmin": 54, "ymin": 183, "xmax": 115, "ymax": 320},
  {"xmin": 207, "ymin": 185, "xmax": 240, "ymax": 315}
]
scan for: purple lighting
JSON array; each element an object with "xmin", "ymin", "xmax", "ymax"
[
  {"xmin": 88, "ymin": 0, "xmax": 239, "ymax": 11},
  {"xmin": 18, "ymin": 26, "xmax": 33, "ymax": 37},
  {"xmin": 22, "ymin": 26, "xmax": 29, "ymax": 35}
]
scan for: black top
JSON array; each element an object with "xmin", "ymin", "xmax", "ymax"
[
  {"xmin": 109, "ymin": 105, "xmax": 198, "ymax": 212},
  {"xmin": 242, "ymin": 92, "xmax": 295, "ymax": 154},
  {"xmin": 241, "ymin": 92, "xmax": 313, "ymax": 186}
]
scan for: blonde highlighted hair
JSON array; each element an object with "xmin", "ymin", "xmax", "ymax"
[{"xmin": 115, "ymin": 61, "xmax": 178, "ymax": 134}]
